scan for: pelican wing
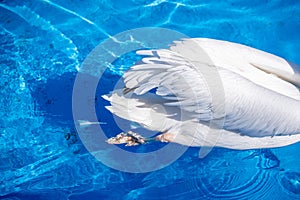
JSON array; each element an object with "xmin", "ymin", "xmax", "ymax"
[
  {"xmin": 104, "ymin": 48, "xmax": 218, "ymax": 139},
  {"xmin": 124, "ymin": 49, "xmax": 215, "ymax": 121}
]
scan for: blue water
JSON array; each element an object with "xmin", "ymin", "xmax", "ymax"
[{"xmin": 1, "ymin": 0, "xmax": 300, "ymax": 199}]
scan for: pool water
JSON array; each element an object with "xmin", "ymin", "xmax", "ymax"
[{"xmin": 1, "ymin": 0, "xmax": 300, "ymax": 199}]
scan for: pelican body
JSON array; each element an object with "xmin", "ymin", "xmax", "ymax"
[{"xmin": 103, "ymin": 38, "xmax": 300, "ymax": 150}]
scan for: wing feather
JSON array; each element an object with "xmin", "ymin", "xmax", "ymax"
[{"xmin": 171, "ymin": 38, "xmax": 300, "ymax": 100}]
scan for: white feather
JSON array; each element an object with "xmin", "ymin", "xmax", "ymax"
[{"xmin": 103, "ymin": 38, "xmax": 300, "ymax": 150}]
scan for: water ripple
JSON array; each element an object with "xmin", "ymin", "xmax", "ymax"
[
  {"xmin": 41, "ymin": 0, "xmax": 114, "ymax": 40},
  {"xmin": 0, "ymin": 3, "xmax": 80, "ymax": 70},
  {"xmin": 0, "ymin": 0, "xmax": 299, "ymax": 199},
  {"xmin": 280, "ymin": 171, "xmax": 300, "ymax": 195},
  {"xmin": 125, "ymin": 150, "xmax": 283, "ymax": 199}
]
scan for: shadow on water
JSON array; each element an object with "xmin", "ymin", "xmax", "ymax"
[
  {"xmin": 27, "ymin": 69, "xmax": 123, "ymax": 156},
  {"xmin": 30, "ymin": 72, "xmax": 77, "ymax": 126},
  {"xmin": 30, "ymin": 70, "xmax": 120, "ymax": 126}
]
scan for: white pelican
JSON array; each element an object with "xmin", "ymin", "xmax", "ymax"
[{"xmin": 103, "ymin": 38, "xmax": 300, "ymax": 150}]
